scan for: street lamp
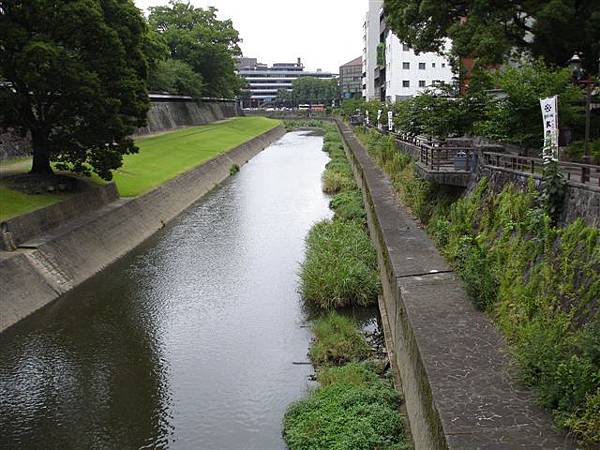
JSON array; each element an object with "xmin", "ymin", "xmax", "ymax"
[{"xmin": 570, "ymin": 54, "xmax": 598, "ymax": 171}]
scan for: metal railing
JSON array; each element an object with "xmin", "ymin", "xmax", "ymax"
[
  {"xmin": 482, "ymin": 152, "xmax": 600, "ymax": 186},
  {"xmin": 362, "ymin": 124, "xmax": 600, "ymax": 186}
]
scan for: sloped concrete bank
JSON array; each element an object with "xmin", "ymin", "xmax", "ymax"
[
  {"xmin": 0, "ymin": 183, "xmax": 119, "ymax": 251},
  {"xmin": 0, "ymin": 124, "xmax": 285, "ymax": 332},
  {"xmin": 335, "ymin": 120, "xmax": 573, "ymax": 450}
]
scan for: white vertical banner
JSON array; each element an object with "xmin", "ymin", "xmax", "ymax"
[
  {"xmin": 540, "ymin": 96, "xmax": 559, "ymax": 162},
  {"xmin": 377, "ymin": 109, "xmax": 382, "ymax": 129},
  {"xmin": 365, "ymin": 110, "xmax": 369, "ymax": 125},
  {"xmin": 388, "ymin": 110, "xmax": 393, "ymax": 132}
]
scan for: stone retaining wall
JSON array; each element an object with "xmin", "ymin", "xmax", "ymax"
[
  {"xmin": 476, "ymin": 164, "xmax": 600, "ymax": 228},
  {"xmin": 335, "ymin": 119, "xmax": 573, "ymax": 450},
  {"xmin": 0, "ymin": 124, "xmax": 285, "ymax": 332},
  {"xmin": 0, "ymin": 100, "xmax": 240, "ymax": 160},
  {"xmin": 135, "ymin": 100, "xmax": 240, "ymax": 136}
]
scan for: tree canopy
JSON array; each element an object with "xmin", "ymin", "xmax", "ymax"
[
  {"xmin": 0, "ymin": 0, "xmax": 150, "ymax": 179},
  {"xmin": 383, "ymin": 0, "xmax": 600, "ymax": 74},
  {"xmin": 148, "ymin": 1, "xmax": 244, "ymax": 98},
  {"xmin": 278, "ymin": 77, "xmax": 338, "ymax": 105}
]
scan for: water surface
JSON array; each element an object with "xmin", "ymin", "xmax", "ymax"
[{"xmin": 0, "ymin": 131, "xmax": 331, "ymax": 450}]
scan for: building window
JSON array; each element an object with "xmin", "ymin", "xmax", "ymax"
[
  {"xmin": 419, "ymin": 62, "xmax": 426, "ymax": 70},
  {"xmin": 432, "ymin": 63, "xmax": 436, "ymax": 68},
  {"xmin": 402, "ymin": 80, "xmax": 410, "ymax": 88},
  {"xmin": 402, "ymin": 62, "xmax": 410, "ymax": 70},
  {"xmin": 419, "ymin": 80, "xmax": 426, "ymax": 87},
  {"xmin": 402, "ymin": 43, "xmax": 410, "ymax": 51},
  {"xmin": 442, "ymin": 63, "xmax": 446, "ymax": 68}
]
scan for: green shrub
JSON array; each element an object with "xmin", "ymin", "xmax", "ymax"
[
  {"xmin": 309, "ymin": 313, "xmax": 372, "ymax": 367},
  {"xmin": 453, "ymin": 237, "xmax": 498, "ymax": 311},
  {"xmin": 329, "ymin": 191, "xmax": 366, "ymax": 223},
  {"xmin": 283, "ymin": 363, "xmax": 409, "ymax": 450},
  {"xmin": 563, "ymin": 139, "xmax": 600, "ymax": 164},
  {"xmin": 299, "ymin": 219, "xmax": 380, "ymax": 309}
]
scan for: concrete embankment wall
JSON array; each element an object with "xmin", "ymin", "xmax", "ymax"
[
  {"xmin": 135, "ymin": 100, "xmax": 240, "ymax": 136},
  {"xmin": 0, "ymin": 125, "xmax": 285, "ymax": 332},
  {"xmin": 335, "ymin": 120, "xmax": 573, "ymax": 450},
  {"xmin": 0, "ymin": 183, "xmax": 119, "ymax": 251}
]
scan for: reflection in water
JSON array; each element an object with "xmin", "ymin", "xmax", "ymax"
[{"xmin": 0, "ymin": 132, "xmax": 331, "ymax": 450}]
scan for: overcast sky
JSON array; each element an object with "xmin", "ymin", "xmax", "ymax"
[{"xmin": 134, "ymin": 0, "xmax": 366, "ymax": 73}]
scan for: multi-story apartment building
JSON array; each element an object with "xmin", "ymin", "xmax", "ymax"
[
  {"xmin": 362, "ymin": 0, "xmax": 383, "ymax": 101},
  {"xmin": 237, "ymin": 58, "xmax": 337, "ymax": 107},
  {"xmin": 384, "ymin": 35, "xmax": 454, "ymax": 101},
  {"xmin": 362, "ymin": 0, "xmax": 455, "ymax": 102},
  {"xmin": 340, "ymin": 57, "xmax": 363, "ymax": 99}
]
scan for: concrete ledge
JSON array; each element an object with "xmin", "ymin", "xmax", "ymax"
[
  {"xmin": 0, "ymin": 183, "xmax": 119, "ymax": 251},
  {"xmin": 335, "ymin": 119, "xmax": 573, "ymax": 450},
  {"xmin": 0, "ymin": 124, "xmax": 285, "ymax": 332}
]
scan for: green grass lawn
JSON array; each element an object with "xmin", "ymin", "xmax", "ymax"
[
  {"xmin": 0, "ymin": 187, "xmax": 74, "ymax": 221},
  {"xmin": 0, "ymin": 117, "xmax": 280, "ymax": 220},
  {"xmin": 103, "ymin": 116, "xmax": 280, "ymax": 196}
]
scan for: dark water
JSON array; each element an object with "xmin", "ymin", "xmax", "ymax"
[{"xmin": 0, "ymin": 132, "xmax": 332, "ymax": 450}]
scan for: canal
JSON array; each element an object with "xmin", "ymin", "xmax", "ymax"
[{"xmin": 0, "ymin": 131, "xmax": 332, "ymax": 449}]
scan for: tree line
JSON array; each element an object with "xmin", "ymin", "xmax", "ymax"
[
  {"xmin": 276, "ymin": 77, "xmax": 338, "ymax": 106},
  {"xmin": 0, "ymin": 0, "xmax": 244, "ymax": 178}
]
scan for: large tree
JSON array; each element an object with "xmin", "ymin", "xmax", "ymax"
[
  {"xmin": 148, "ymin": 1, "xmax": 244, "ymax": 98},
  {"xmin": 383, "ymin": 0, "xmax": 600, "ymax": 74},
  {"xmin": 0, "ymin": 0, "xmax": 150, "ymax": 179}
]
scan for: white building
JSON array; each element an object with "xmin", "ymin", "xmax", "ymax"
[
  {"xmin": 362, "ymin": 0, "xmax": 383, "ymax": 101},
  {"xmin": 384, "ymin": 35, "xmax": 454, "ymax": 101},
  {"xmin": 362, "ymin": 0, "xmax": 455, "ymax": 102}
]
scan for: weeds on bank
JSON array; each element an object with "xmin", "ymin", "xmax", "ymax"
[
  {"xmin": 299, "ymin": 219, "xmax": 379, "ymax": 309},
  {"xmin": 299, "ymin": 122, "xmax": 379, "ymax": 310},
  {"xmin": 284, "ymin": 363, "xmax": 409, "ymax": 450},
  {"xmin": 357, "ymin": 127, "xmax": 600, "ymax": 447},
  {"xmin": 308, "ymin": 313, "xmax": 372, "ymax": 367},
  {"xmin": 284, "ymin": 120, "xmax": 325, "ymax": 130},
  {"xmin": 284, "ymin": 123, "xmax": 408, "ymax": 450},
  {"xmin": 329, "ymin": 191, "xmax": 367, "ymax": 224}
]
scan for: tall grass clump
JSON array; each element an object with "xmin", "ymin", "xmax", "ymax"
[
  {"xmin": 320, "ymin": 124, "xmax": 357, "ymax": 194},
  {"xmin": 300, "ymin": 219, "xmax": 380, "ymax": 309},
  {"xmin": 309, "ymin": 313, "xmax": 372, "ymax": 367},
  {"xmin": 329, "ymin": 191, "xmax": 366, "ymax": 224},
  {"xmin": 283, "ymin": 363, "xmax": 409, "ymax": 450}
]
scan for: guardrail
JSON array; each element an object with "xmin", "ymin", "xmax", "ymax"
[{"xmin": 482, "ymin": 151, "xmax": 600, "ymax": 187}]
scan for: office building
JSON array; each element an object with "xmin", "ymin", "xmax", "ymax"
[
  {"xmin": 237, "ymin": 58, "xmax": 337, "ymax": 107},
  {"xmin": 340, "ymin": 56, "xmax": 363, "ymax": 99}
]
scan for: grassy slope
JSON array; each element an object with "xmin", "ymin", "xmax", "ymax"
[
  {"xmin": 108, "ymin": 117, "xmax": 280, "ymax": 196},
  {"xmin": 0, "ymin": 117, "xmax": 280, "ymax": 220}
]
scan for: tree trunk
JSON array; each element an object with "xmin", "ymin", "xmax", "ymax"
[{"xmin": 30, "ymin": 129, "xmax": 53, "ymax": 175}]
